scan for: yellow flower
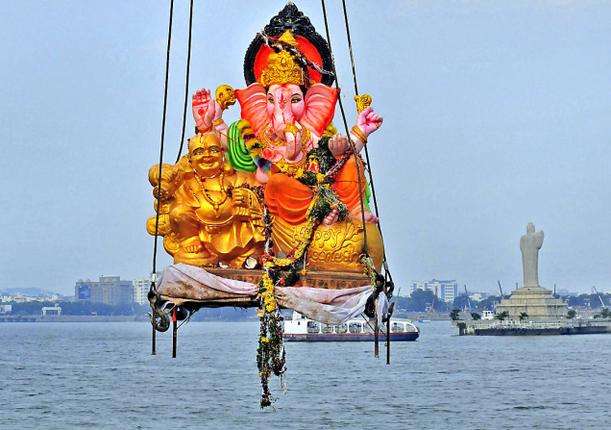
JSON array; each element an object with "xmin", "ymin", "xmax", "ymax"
[
  {"xmin": 261, "ymin": 337, "xmax": 270, "ymax": 343},
  {"xmin": 273, "ymin": 257, "xmax": 292, "ymax": 267}
]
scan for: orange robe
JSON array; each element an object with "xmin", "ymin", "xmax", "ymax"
[{"xmin": 264, "ymin": 157, "xmax": 367, "ymax": 224}]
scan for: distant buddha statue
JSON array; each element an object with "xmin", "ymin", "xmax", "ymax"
[{"xmin": 520, "ymin": 222, "xmax": 544, "ymax": 288}]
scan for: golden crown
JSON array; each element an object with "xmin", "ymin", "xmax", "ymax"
[{"xmin": 259, "ymin": 31, "xmax": 305, "ymax": 87}]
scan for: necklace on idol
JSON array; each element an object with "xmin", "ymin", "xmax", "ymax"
[{"xmin": 192, "ymin": 170, "xmax": 228, "ymax": 213}]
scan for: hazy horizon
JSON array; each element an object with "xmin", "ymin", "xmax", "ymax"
[{"xmin": 2, "ymin": 1, "xmax": 610, "ymax": 295}]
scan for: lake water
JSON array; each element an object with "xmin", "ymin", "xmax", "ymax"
[{"xmin": 1, "ymin": 320, "xmax": 610, "ymax": 429}]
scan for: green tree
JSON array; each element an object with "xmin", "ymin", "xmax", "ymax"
[
  {"xmin": 495, "ymin": 311, "xmax": 509, "ymax": 321},
  {"xmin": 405, "ymin": 290, "xmax": 436, "ymax": 312},
  {"xmin": 597, "ymin": 308, "xmax": 610, "ymax": 319},
  {"xmin": 470, "ymin": 312, "xmax": 482, "ymax": 320},
  {"xmin": 452, "ymin": 295, "xmax": 474, "ymax": 311},
  {"xmin": 566, "ymin": 309, "xmax": 577, "ymax": 319},
  {"xmin": 433, "ymin": 299, "xmax": 450, "ymax": 313},
  {"xmin": 519, "ymin": 312, "xmax": 528, "ymax": 321},
  {"xmin": 479, "ymin": 295, "xmax": 502, "ymax": 311},
  {"xmin": 449, "ymin": 309, "xmax": 461, "ymax": 321}
]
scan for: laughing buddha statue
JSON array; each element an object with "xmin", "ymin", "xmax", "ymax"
[{"xmin": 146, "ymin": 131, "xmax": 265, "ymax": 268}]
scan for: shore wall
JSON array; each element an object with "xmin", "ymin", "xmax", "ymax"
[
  {"xmin": 455, "ymin": 319, "xmax": 611, "ymax": 336},
  {"xmin": 0, "ymin": 315, "xmax": 146, "ymax": 323}
]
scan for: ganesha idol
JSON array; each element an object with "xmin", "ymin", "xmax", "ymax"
[{"xmin": 148, "ymin": 5, "xmax": 384, "ymax": 275}]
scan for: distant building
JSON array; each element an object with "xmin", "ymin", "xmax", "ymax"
[
  {"xmin": 133, "ymin": 277, "xmax": 150, "ymax": 305},
  {"xmin": 0, "ymin": 305, "xmax": 12, "ymax": 314},
  {"xmin": 12, "ymin": 295, "xmax": 35, "ymax": 303},
  {"xmin": 482, "ymin": 310, "xmax": 495, "ymax": 320},
  {"xmin": 75, "ymin": 282, "xmax": 91, "ymax": 301},
  {"xmin": 469, "ymin": 292, "xmax": 489, "ymax": 302},
  {"xmin": 556, "ymin": 288, "xmax": 578, "ymax": 297},
  {"xmin": 411, "ymin": 279, "xmax": 458, "ymax": 303},
  {"xmin": 75, "ymin": 276, "xmax": 134, "ymax": 306},
  {"xmin": 40, "ymin": 293, "xmax": 62, "ymax": 302},
  {"xmin": 438, "ymin": 281, "xmax": 458, "ymax": 303},
  {"xmin": 42, "ymin": 305, "xmax": 62, "ymax": 316}
]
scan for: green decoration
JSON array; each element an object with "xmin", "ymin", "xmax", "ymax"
[{"xmin": 227, "ymin": 120, "xmax": 257, "ymax": 172}]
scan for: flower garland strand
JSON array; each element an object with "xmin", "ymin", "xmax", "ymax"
[
  {"xmin": 256, "ymin": 198, "xmax": 322, "ymax": 408},
  {"xmin": 255, "ymin": 136, "xmax": 360, "ymax": 408}
]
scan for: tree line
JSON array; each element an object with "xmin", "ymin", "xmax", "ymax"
[
  {"xmin": 396, "ymin": 290, "xmax": 610, "ymax": 314},
  {"xmin": 3, "ymin": 300, "xmax": 256, "ymax": 321}
]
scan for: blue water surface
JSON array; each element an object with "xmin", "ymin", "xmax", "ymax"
[{"xmin": 1, "ymin": 321, "xmax": 610, "ymax": 429}]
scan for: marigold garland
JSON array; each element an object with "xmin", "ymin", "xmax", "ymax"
[{"xmin": 255, "ymin": 136, "xmax": 362, "ymax": 408}]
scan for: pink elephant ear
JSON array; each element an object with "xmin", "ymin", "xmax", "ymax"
[
  {"xmin": 236, "ymin": 83, "xmax": 268, "ymax": 134},
  {"xmin": 301, "ymin": 84, "xmax": 338, "ymax": 137}
]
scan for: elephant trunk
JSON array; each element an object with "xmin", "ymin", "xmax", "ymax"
[
  {"xmin": 271, "ymin": 96, "xmax": 301, "ymax": 161},
  {"xmin": 284, "ymin": 131, "xmax": 299, "ymax": 161}
]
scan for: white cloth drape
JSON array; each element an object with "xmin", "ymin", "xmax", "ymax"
[{"xmin": 157, "ymin": 263, "xmax": 383, "ymax": 325}]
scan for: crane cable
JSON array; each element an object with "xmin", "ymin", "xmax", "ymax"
[
  {"xmin": 320, "ymin": 0, "xmax": 369, "ymax": 256},
  {"xmin": 149, "ymin": 0, "xmax": 175, "ymax": 353},
  {"xmin": 321, "ymin": 0, "xmax": 396, "ymax": 363},
  {"xmin": 321, "ymin": 0, "xmax": 394, "ymax": 284},
  {"xmin": 175, "ymin": 0, "xmax": 195, "ymax": 163},
  {"xmin": 340, "ymin": 0, "xmax": 393, "ymax": 285},
  {"xmin": 339, "ymin": 0, "xmax": 396, "ymax": 365},
  {"xmin": 151, "ymin": 0, "xmax": 195, "ymax": 279},
  {"xmin": 320, "ymin": 0, "xmax": 379, "ymax": 358},
  {"xmin": 150, "ymin": 0, "xmax": 193, "ymax": 344},
  {"xmin": 151, "ymin": 0, "xmax": 175, "ymax": 279}
]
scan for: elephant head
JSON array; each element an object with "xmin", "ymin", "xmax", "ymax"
[{"xmin": 236, "ymin": 82, "xmax": 338, "ymax": 160}]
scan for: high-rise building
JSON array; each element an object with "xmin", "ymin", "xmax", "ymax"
[
  {"xmin": 438, "ymin": 281, "xmax": 459, "ymax": 303},
  {"xmin": 410, "ymin": 279, "xmax": 458, "ymax": 303},
  {"xmin": 133, "ymin": 277, "xmax": 150, "ymax": 305},
  {"xmin": 75, "ymin": 276, "xmax": 134, "ymax": 306}
]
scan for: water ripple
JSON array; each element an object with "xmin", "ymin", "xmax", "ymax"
[{"xmin": 1, "ymin": 321, "xmax": 610, "ymax": 430}]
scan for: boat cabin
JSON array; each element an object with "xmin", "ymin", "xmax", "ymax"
[{"xmin": 285, "ymin": 312, "xmax": 418, "ymax": 336}]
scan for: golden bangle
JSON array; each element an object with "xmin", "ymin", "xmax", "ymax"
[
  {"xmin": 351, "ymin": 126, "xmax": 367, "ymax": 144},
  {"xmin": 212, "ymin": 118, "xmax": 225, "ymax": 127}
]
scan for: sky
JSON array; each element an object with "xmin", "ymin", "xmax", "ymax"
[{"xmin": 1, "ymin": 0, "xmax": 610, "ymax": 295}]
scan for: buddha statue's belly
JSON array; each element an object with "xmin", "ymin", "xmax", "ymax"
[{"xmin": 193, "ymin": 194, "xmax": 234, "ymax": 227}]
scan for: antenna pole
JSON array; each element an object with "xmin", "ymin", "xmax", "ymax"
[
  {"xmin": 374, "ymin": 297, "xmax": 379, "ymax": 358},
  {"xmin": 172, "ymin": 308, "xmax": 177, "ymax": 358},
  {"xmin": 386, "ymin": 317, "xmax": 390, "ymax": 365}
]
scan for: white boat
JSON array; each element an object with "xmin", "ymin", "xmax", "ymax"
[
  {"xmin": 481, "ymin": 310, "xmax": 495, "ymax": 320},
  {"xmin": 284, "ymin": 312, "xmax": 420, "ymax": 342}
]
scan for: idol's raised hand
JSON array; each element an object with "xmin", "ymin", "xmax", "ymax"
[
  {"xmin": 356, "ymin": 106, "xmax": 383, "ymax": 138},
  {"xmin": 192, "ymin": 88, "xmax": 221, "ymax": 132}
]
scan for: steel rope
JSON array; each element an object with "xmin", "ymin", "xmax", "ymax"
[
  {"xmin": 340, "ymin": 0, "xmax": 394, "ymax": 283},
  {"xmin": 151, "ymin": 0, "xmax": 174, "ymax": 279},
  {"xmin": 320, "ymin": 0, "xmax": 369, "ymax": 255},
  {"xmin": 175, "ymin": 0, "xmax": 194, "ymax": 163}
]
